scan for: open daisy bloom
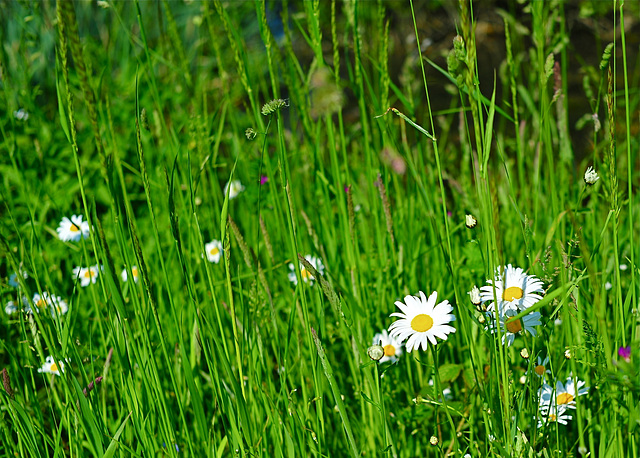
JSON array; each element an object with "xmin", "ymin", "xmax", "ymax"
[
  {"xmin": 37, "ymin": 355, "xmax": 65, "ymax": 376},
  {"xmin": 56, "ymin": 215, "xmax": 90, "ymax": 242},
  {"xmin": 29, "ymin": 292, "xmax": 68, "ymax": 316},
  {"xmin": 539, "ymin": 376, "xmax": 589, "ymax": 411},
  {"xmin": 288, "ymin": 255, "xmax": 324, "ymax": 286},
  {"xmin": 204, "ymin": 240, "xmax": 223, "ymax": 264},
  {"xmin": 537, "ymin": 403, "xmax": 573, "ymax": 428},
  {"xmin": 223, "ymin": 180, "xmax": 245, "ymax": 199},
  {"xmin": 372, "ymin": 329, "xmax": 403, "ymax": 363},
  {"xmin": 73, "ymin": 265, "xmax": 101, "ymax": 287},
  {"xmin": 121, "ymin": 266, "xmax": 140, "ymax": 283},
  {"xmin": 486, "ymin": 308, "xmax": 541, "ymax": 346},
  {"xmin": 388, "ymin": 291, "xmax": 456, "ymax": 352},
  {"xmin": 480, "ymin": 264, "xmax": 544, "ymax": 313}
]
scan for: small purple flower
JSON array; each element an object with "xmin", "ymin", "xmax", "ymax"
[
  {"xmin": 344, "ymin": 185, "xmax": 351, "ymax": 193},
  {"xmin": 260, "ymin": 176, "xmax": 268, "ymax": 185},
  {"xmin": 618, "ymin": 346, "xmax": 631, "ymax": 362}
]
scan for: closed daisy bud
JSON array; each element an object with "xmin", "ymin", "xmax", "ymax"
[
  {"xmin": 584, "ymin": 166, "xmax": 599, "ymax": 185},
  {"xmin": 564, "ymin": 349, "xmax": 572, "ymax": 359},
  {"xmin": 468, "ymin": 285, "xmax": 481, "ymax": 306},
  {"xmin": 465, "ymin": 214, "xmax": 477, "ymax": 228},
  {"xmin": 430, "ymin": 436, "xmax": 439, "ymax": 445},
  {"xmin": 367, "ymin": 345, "xmax": 384, "ymax": 362},
  {"xmin": 520, "ymin": 348, "xmax": 530, "ymax": 359}
]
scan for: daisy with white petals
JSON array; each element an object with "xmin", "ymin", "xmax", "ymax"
[
  {"xmin": 204, "ymin": 240, "xmax": 223, "ymax": 264},
  {"xmin": 38, "ymin": 355, "xmax": 65, "ymax": 376},
  {"xmin": 537, "ymin": 403, "xmax": 572, "ymax": 428},
  {"xmin": 29, "ymin": 292, "xmax": 68, "ymax": 316},
  {"xmin": 480, "ymin": 264, "xmax": 544, "ymax": 313},
  {"xmin": 486, "ymin": 308, "xmax": 541, "ymax": 346},
  {"xmin": 56, "ymin": 215, "xmax": 90, "ymax": 242},
  {"xmin": 121, "ymin": 266, "xmax": 140, "ymax": 283},
  {"xmin": 539, "ymin": 376, "xmax": 589, "ymax": 412},
  {"xmin": 371, "ymin": 329, "xmax": 403, "ymax": 363},
  {"xmin": 223, "ymin": 180, "xmax": 245, "ymax": 199},
  {"xmin": 288, "ymin": 255, "xmax": 324, "ymax": 286},
  {"xmin": 527, "ymin": 356, "xmax": 551, "ymax": 379},
  {"xmin": 388, "ymin": 291, "xmax": 456, "ymax": 352},
  {"xmin": 73, "ymin": 265, "xmax": 100, "ymax": 287}
]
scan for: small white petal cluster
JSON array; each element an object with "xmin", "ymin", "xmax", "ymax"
[
  {"xmin": 38, "ymin": 355, "xmax": 66, "ymax": 376},
  {"xmin": 584, "ymin": 166, "xmax": 599, "ymax": 185},
  {"xmin": 537, "ymin": 375, "xmax": 588, "ymax": 428},
  {"xmin": 223, "ymin": 180, "xmax": 245, "ymax": 200}
]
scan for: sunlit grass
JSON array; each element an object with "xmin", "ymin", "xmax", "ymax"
[{"xmin": 1, "ymin": 1, "xmax": 638, "ymax": 457}]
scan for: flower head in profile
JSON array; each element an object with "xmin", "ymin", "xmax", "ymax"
[
  {"xmin": 204, "ymin": 240, "xmax": 223, "ymax": 264},
  {"xmin": 223, "ymin": 180, "xmax": 245, "ymax": 200},
  {"xmin": 371, "ymin": 329, "xmax": 403, "ymax": 363},
  {"xmin": 486, "ymin": 308, "xmax": 541, "ymax": 346},
  {"xmin": 288, "ymin": 255, "xmax": 324, "ymax": 286},
  {"xmin": 57, "ymin": 215, "xmax": 90, "ymax": 242},
  {"xmin": 480, "ymin": 264, "xmax": 544, "ymax": 313},
  {"xmin": 73, "ymin": 265, "xmax": 100, "ymax": 287},
  {"xmin": 38, "ymin": 355, "xmax": 65, "ymax": 376},
  {"xmin": 121, "ymin": 266, "xmax": 140, "ymax": 283},
  {"xmin": 388, "ymin": 291, "xmax": 456, "ymax": 352},
  {"xmin": 528, "ymin": 355, "xmax": 551, "ymax": 379}
]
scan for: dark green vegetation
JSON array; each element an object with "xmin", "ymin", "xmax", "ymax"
[{"xmin": 1, "ymin": 1, "xmax": 639, "ymax": 456}]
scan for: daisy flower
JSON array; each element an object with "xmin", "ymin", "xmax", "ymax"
[
  {"xmin": 486, "ymin": 308, "xmax": 541, "ymax": 346},
  {"xmin": 388, "ymin": 291, "xmax": 456, "ymax": 352},
  {"xmin": 5, "ymin": 301, "xmax": 19, "ymax": 315},
  {"xmin": 9, "ymin": 269, "xmax": 28, "ymax": 288},
  {"xmin": 223, "ymin": 180, "xmax": 245, "ymax": 199},
  {"xmin": 204, "ymin": 240, "xmax": 223, "ymax": 264},
  {"xmin": 539, "ymin": 376, "xmax": 589, "ymax": 411},
  {"xmin": 37, "ymin": 355, "xmax": 65, "ymax": 376},
  {"xmin": 528, "ymin": 356, "xmax": 551, "ymax": 379},
  {"xmin": 29, "ymin": 292, "xmax": 68, "ymax": 316},
  {"xmin": 371, "ymin": 329, "xmax": 403, "ymax": 363},
  {"xmin": 56, "ymin": 215, "xmax": 90, "ymax": 242},
  {"xmin": 73, "ymin": 265, "xmax": 100, "ymax": 287},
  {"xmin": 121, "ymin": 266, "xmax": 140, "ymax": 283},
  {"xmin": 480, "ymin": 264, "xmax": 544, "ymax": 312},
  {"xmin": 288, "ymin": 255, "xmax": 324, "ymax": 286},
  {"xmin": 537, "ymin": 403, "xmax": 572, "ymax": 428}
]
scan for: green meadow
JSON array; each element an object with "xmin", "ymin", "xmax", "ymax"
[{"xmin": 1, "ymin": 0, "xmax": 639, "ymax": 456}]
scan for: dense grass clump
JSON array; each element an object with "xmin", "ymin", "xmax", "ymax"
[{"xmin": 1, "ymin": 1, "xmax": 639, "ymax": 456}]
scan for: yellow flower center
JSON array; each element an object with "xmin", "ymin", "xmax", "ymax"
[
  {"xmin": 557, "ymin": 393, "xmax": 574, "ymax": 405},
  {"xmin": 534, "ymin": 365, "xmax": 546, "ymax": 376},
  {"xmin": 84, "ymin": 270, "xmax": 95, "ymax": 278},
  {"xmin": 35, "ymin": 299, "xmax": 44, "ymax": 310},
  {"xmin": 549, "ymin": 414, "xmax": 557, "ymax": 422},
  {"xmin": 503, "ymin": 286, "xmax": 523, "ymax": 301},
  {"xmin": 411, "ymin": 314, "xmax": 434, "ymax": 332},
  {"xmin": 383, "ymin": 344, "xmax": 396, "ymax": 357},
  {"xmin": 210, "ymin": 247, "xmax": 219, "ymax": 256},
  {"xmin": 70, "ymin": 224, "xmax": 79, "ymax": 232},
  {"xmin": 301, "ymin": 268, "xmax": 312, "ymax": 281},
  {"xmin": 132, "ymin": 267, "xmax": 138, "ymax": 277},
  {"xmin": 505, "ymin": 318, "xmax": 523, "ymax": 334},
  {"xmin": 50, "ymin": 363, "xmax": 58, "ymax": 372}
]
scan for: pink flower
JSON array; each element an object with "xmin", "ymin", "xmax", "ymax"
[
  {"xmin": 618, "ymin": 346, "xmax": 631, "ymax": 362},
  {"xmin": 260, "ymin": 176, "xmax": 268, "ymax": 185}
]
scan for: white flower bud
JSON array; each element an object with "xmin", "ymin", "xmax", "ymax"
[
  {"xmin": 584, "ymin": 166, "xmax": 599, "ymax": 185},
  {"xmin": 465, "ymin": 214, "xmax": 477, "ymax": 228}
]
